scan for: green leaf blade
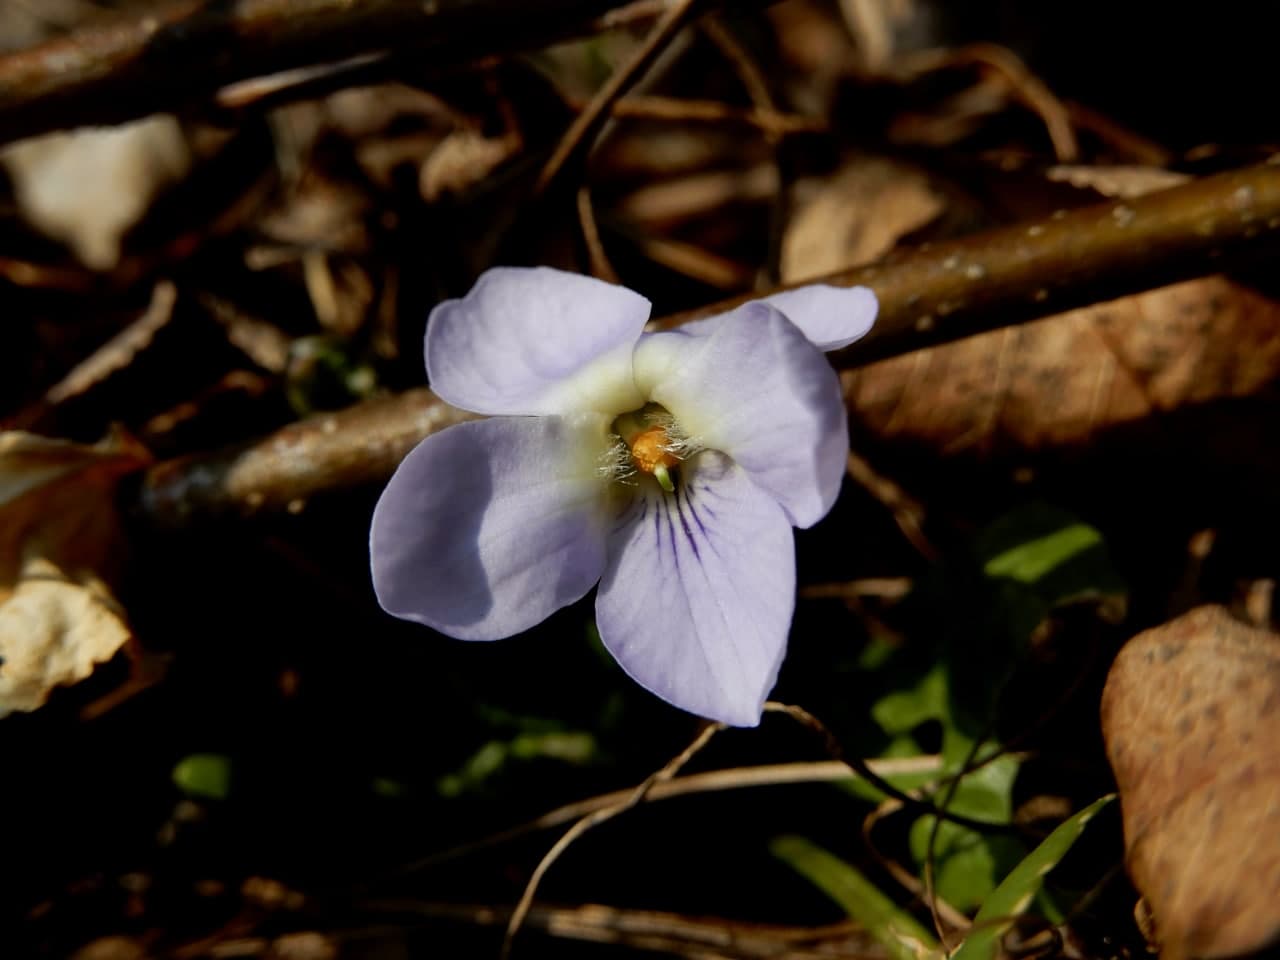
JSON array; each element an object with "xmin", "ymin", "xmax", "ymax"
[
  {"xmin": 952, "ymin": 794, "xmax": 1115, "ymax": 960},
  {"xmin": 771, "ymin": 835, "xmax": 941, "ymax": 960}
]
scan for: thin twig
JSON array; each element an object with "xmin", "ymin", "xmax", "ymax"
[
  {"xmin": 365, "ymin": 900, "xmax": 869, "ymax": 959},
  {"xmin": 501, "ymin": 721, "xmax": 725, "ymax": 959},
  {"xmin": 402, "ymin": 756, "xmax": 941, "ymax": 875},
  {"xmin": 700, "ymin": 17, "xmax": 774, "ymax": 114},
  {"xmin": 607, "ymin": 95, "xmax": 824, "ymax": 136},
  {"xmin": 700, "ymin": 14, "xmax": 789, "ymax": 287},
  {"xmin": 861, "ymin": 796, "xmax": 972, "ymax": 934},
  {"xmin": 577, "ymin": 184, "xmax": 621, "ymax": 282},
  {"xmin": 844, "ymin": 450, "xmax": 938, "ymax": 561},
  {"xmin": 763, "ymin": 702, "xmax": 1014, "ymax": 834},
  {"xmin": 617, "ymin": 229, "xmax": 756, "ymax": 289},
  {"xmin": 893, "ymin": 44, "xmax": 1079, "ymax": 162},
  {"xmin": 6, "ymin": 280, "xmax": 178, "ymax": 432},
  {"xmin": 533, "ymin": 0, "xmax": 705, "ymax": 197},
  {"xmin": 800, "ymin": 578, "xmax": 914, "ymax": 601}
]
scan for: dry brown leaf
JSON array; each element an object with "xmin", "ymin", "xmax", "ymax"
[
  {"xmin": 613, "ymin": 163, "xmax": 779, "ymax": 229},
  {"xmin": 267, "ymin": 932, "xmax": 339, "ymax": 960},
  {"xmin": 1101, "ymin": 606, "xmax": 1280, "ymax": 959},
  {"xmin": 419, "ymin": 128, "xmax": 523, "ymax": 203},
  {"xmin": 255, "ymin": 170, "xmax": 371, "ymax": 257},
  {"xmin": 0, "ymin": 432, "xmax": 147, "ymax": 717},
  {"xmin": 781, "ymin": 156, "xmax": 944, "ymax": 283},
  {"xmin": 836, "ymin": 0, "xmax": 904, "ymax": 70},
  {"xmin": 69, "ymin": 936, "xmax": 148, "ymax": 960},
  {"xmin": 845, "ymin": 166, "xmax": 1280, "ymax": 463},
  {"xmin": 0, "ymin": 1, "xmax": 91, "ymax": 51},
  {"xmin": 845, "ymin": 274, "xmax": 1280, "ymax": 458}
]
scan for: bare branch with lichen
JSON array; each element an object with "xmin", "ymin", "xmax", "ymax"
[{"xmin": 131, "ymin": 160, "xmax": 1280, "ymax": 528}]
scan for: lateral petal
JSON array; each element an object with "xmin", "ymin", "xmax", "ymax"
[
  {"xmin": 758, "ymin": 284, "xmax": 877, "ymax": 351},
  {"xmin": 633, "ymin": 301, "xmax": 848, "ymax": 528},
  {"xmin": 426, "ymin": 267, "xmax": 650, "ymax": 417},
  {"xmin": 371, "ymin": 415, "xmax": 613, "ymax": 639}
]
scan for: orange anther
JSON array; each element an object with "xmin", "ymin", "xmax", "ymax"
[{"xmin": 629, "ymin": 427, "xmax": 679, "ymax": 475}]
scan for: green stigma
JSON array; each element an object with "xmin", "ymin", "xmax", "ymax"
[{"xmin": 653, "ymin": 463, "xmax": 675, "ymax": 493}]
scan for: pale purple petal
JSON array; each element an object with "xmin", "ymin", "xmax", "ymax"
[
  {"xmin": 371, "ymin": 415, "xmax": 613, "ymax": 639},
  {"xmin": 669, "ymin": 283, "xmax": 877, "ymax": 352},
  {"xmin": 758, "ymin": 284, "xmax": 878, "ymax": 351},
  {"xmin": 425, "ymin": 267, "xmax": 650, "ymax": 417},
  {"xmin": 632, "ymin": 302, "xmax": 848, "ymax": 528},
  {"xmin": 595, "ymin": 452, "xmax": 794, "ymax": 726}
]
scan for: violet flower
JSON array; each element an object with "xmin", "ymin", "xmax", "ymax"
[{"xmin": 370, "ymin": 267, "xmax": 877, "ymax": 726}]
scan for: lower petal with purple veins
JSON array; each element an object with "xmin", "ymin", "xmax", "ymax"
[{"xmin": 594, "ymin": 451, "xmax": 795, "ymax": 726}]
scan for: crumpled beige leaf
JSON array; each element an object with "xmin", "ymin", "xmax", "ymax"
[
  {"xmin": 1, "ymin": 115, "xmax": 190, "ymax": 270},
  {"xmin": 420, "ymin": 128, "xmax": 523, "ymax": 203},
  {"xmin": 1101, "ymin": 605, "xmax": 1280, "ymax": 960},
  {"xmin": 0, "ymin": 432, "xmax": 147, "ymax": 717}
]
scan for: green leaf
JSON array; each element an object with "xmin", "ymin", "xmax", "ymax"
[
  {"xmin": 910, "ymin": 820, "xmax": 1026, "ymax": 912},
  {"xmin": 508, "ymin": 731, "xmax": 596, "ymax": 762},
  {"xmin": 873, "ymin": 662, "xmax": 948, "ymax": 735},
  {"xmin": 435, "ymin": 730, "xmax": 598, "ymax": 798},
  {"xmin": 870, "ymin": 662, "xmax": 990, "ymax": 769},
  {"xmin": 974, "ymin": 503, "xmax": 1125, "ymax": 608},
  {"xmin": 771, "ymin": 835, "xmax": 940, "ymax": 960},
  {"xmin": 982, "ymin": 524, "xmax": 1102, "ymax": 584},
  {"xmin": 935, "ymin": 754, "xmax": 1018, "ymax": 822},
  {"xmin": 172, "ymin": 753, "xmax": 232, "ymax": 800},
  {"xmin": 952, "ymin": 795, "xmax": 1115, "ymax": 960},
  {"xmin": 371, "ymin": 776, "xmax": 408, "ymax": 799},
  {"xmin": 907, "ymin": 755, "xmax": 1021, "ymax": 910}
]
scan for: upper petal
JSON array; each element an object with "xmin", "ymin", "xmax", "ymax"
[
  {"xmin": 425, "ymin": 266, "xmax": 650, "ymax": 417},
  {"xmin": 371, "ymin": 414, "xmax": 613, "ymax": 639},
  {"xmin": 758, "ymin": 284, "xmax": 878, "ymax": 351},
  {"xmin": 595, "ymin": 452, "xmax": 795, "ymax": 726},
  {"xmin": 633, "ymin": 301, "xmax": 848, "ymax": 528}
]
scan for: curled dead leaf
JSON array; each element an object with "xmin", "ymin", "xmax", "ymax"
[
  {"xmin": 1101, "ymin": 605, "xmax": 1280, "ymax": 959},
  {"xmin": 1045, "ymin": 165, "xmax": 1189, "ymax": 199},
  {"xmin": 0, "ymin": 432, "xmax": 147, "ymax": 717},
  {"xmin": 0, "ymin": 563, "xmax": 131, "ymax": 716},
  {"xmin": 782, "ymin": 156, "xmax": 944, "ymax": 283}
]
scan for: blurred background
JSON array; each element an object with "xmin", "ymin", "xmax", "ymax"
[{"xmin": 2, "ymin": 1, "xmax": 1278, "ymax": 957}]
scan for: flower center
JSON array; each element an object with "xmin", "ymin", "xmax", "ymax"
[
  {"xmin": 628, "ymin": 425, "xmax": 680, "ymax": 492},
  {"xmin": 606, "ymin": 403, "xmax": 694, "ymax": 494},
  {"xmin": 629, "ymin": 426, "xmax": 679, "ymax": 474}
]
